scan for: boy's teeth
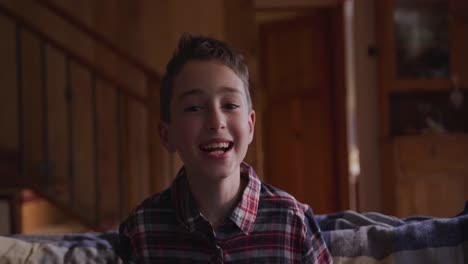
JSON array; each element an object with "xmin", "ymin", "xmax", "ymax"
[
  {"xmin": 211, "ymin": 150, "xmax": 224, "ymax": 155},
  {"xmin": 203, "ymin": 142, "xmax": 229, "ymax": 150}
]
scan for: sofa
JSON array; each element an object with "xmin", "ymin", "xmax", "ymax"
[{"xmin": 1, "ymin": 203, "xmax": 467, "ymax": 264}]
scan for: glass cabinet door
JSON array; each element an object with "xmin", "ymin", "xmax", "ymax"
[{"xmin": 394, "ymin": 0, "xmax": 449, "ymax": 79}]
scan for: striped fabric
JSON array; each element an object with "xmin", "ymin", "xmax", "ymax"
[{"xmin": 118, "ymin": 163, "xmax": 331, "ymax": 263}]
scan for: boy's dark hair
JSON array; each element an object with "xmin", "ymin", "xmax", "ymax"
[{"xmin": 160, "ymin": 33, "xmax": 252, "ymax": 123}]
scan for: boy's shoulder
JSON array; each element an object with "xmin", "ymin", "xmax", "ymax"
[
  {"xmin": 258, "ymin": 181, "xmax": 310, "ymax": 218},
  {"xmin": 124, "ymin": 187, "xmax": 175, "ymax": 223}
]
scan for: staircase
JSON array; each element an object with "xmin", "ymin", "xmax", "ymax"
[{"xmin": 0, "ymin": 0, "xmax": 162, "ymax": 231}]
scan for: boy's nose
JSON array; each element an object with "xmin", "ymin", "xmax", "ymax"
[{"xmin": 207, "ymin": 109, "xmax": 226, "ymax": 131}]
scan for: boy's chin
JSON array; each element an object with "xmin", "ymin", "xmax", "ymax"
[{"xmin": 203, "ymin": 166, "xmax": 237, "ymax": 179}]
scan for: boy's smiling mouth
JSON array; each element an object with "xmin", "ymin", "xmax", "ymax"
[{"xmin": 199, "ymin": 141, "xmax": 234, "ymax": 157}]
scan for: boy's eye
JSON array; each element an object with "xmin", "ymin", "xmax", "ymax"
[
  {"xmin": 184, "ymin": 106, "xmax": 203, "ymax": 112},
  {"xmin": 224, "ymin": 103, "xmax": 239, "ymax": 110}
]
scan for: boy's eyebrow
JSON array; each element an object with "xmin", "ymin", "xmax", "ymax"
[
  {"xmin": 177, "ymin": 86, "xmax": 242, "ymax": 100},
  {"xmin": 177, "ymin": 89, "xmax": 204, "ymax": 100}
]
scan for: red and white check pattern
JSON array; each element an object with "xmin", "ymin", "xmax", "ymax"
[{"xmin": 118, "ymin": 163, "xmax": 331, "ymax": 263}]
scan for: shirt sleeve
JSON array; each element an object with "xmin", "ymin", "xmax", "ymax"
[
  {"xmin": 302, "ymin": 207, "xmax": 332, "ymax": 264},
  {"xmin": 117, "ymin": 220, "xmax": 136, "ymax": 263}
]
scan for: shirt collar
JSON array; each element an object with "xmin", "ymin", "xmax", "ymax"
[
  {"xmin": 171, "ymin": 162, "xmax": 261, "ymax": 235},
  {"xmin": 171, "ymin": 168, "xmax": 201, "ymax": 233},
  {"xmin": 229, "ymin": 162, "xmax": 261, "ymax": 235}
]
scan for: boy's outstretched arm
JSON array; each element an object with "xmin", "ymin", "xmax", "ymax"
[{"xmin": 303, "ymin": 207, "xmax": 332, "ymax": 264}]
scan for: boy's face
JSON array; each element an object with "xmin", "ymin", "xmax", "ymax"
[{"xmin": 159, "ymin": 60, "xmax": 255, "ymax": 181}]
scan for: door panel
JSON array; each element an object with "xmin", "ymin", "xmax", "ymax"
[{"xmin": 260, "ymin": 11, "xmax": 339, "ymax": 213}]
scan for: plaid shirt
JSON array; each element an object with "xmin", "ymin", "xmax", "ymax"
[{"xmin": 118, "ymin": 163, "xmax": 331, "ymax": 263}]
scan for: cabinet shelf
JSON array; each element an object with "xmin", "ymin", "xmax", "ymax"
[{"xmin": 389, "ymin": 90, "xmax": 468, "ymax": 136}]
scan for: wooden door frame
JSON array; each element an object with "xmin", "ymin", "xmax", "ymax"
[
  {"xmin": 375, "ymin": 0, "xmax": 396, "ymax": 215},
  {"xmin": 256, "ymin": 5, "xmax": 349, "ymax": 211}
]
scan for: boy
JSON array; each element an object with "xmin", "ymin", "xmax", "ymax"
[{"xmin": 118, "ymin": 34, "xmax": 331, "ymax": 263}]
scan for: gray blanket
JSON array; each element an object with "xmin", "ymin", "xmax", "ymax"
[
  {"xmin": 316, "ymin": 202, "xmax": 468, "ymax": 263},
  {"xmin": 0, "ymin": 203, "xmax": 466, "ymax": 263}
]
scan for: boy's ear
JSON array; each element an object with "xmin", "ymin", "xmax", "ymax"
[
  {"xmin": 158, "ymin": 121, "xmax": 176, "ymax": 153},
  {"xmin": 248, "ymin": 110, "xmax": 256, "ymax": 144}
]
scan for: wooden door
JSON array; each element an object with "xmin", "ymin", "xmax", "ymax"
[{"xmin": 259, "ymin": 11, "xmax": 342, "ymax": 214}]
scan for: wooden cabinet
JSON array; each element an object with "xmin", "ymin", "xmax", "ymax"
[
  {"xmin": 393, "ymin": 135, "xmax": 468, "ymax": 217},
  {"xmin": 377, "ymin": 0, "xmax": 468, "ymax": 217}
]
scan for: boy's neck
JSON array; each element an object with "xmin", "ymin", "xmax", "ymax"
[{"xmin": 186, "ymin": 167, "xmax": 246, "ymax": 229}]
